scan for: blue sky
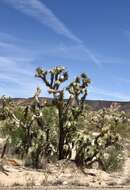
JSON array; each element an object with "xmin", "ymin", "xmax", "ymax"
[{"xmin": 0, "ymin": 0, "xmax": 130, "ymax": 100}]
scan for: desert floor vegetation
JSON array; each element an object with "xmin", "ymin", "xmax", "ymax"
[{"xmin": 0, "ymin": 66, "xmax": 130, "ymax": 186}]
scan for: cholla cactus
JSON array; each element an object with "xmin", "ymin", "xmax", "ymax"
[
  {"xmin": 0, "ymin": 88, "xmax": 57, "ymax": 167},
  {"xmin": 75, "ymin": 104, "xmax": 128, "ymax": 170},
  {"xmin": 0, "ymin": 96, "xmax": 20, "ymax": 158},
  {"xmin": 36, "ymin": 66, "xmax": 90, "ymax": 159},
  {"xmin": 0, "ymin": 95, "xmax": 19, "ymax": 123},
  {"xmin": 19, "ymin": 87, "xmax": 57, "ymax": 167}
]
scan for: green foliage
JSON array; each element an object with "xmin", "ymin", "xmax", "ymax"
[
  {"xmin": 101, "ymin": 145, "xmax": 125, "ymax": 172},
  {"xmin": 42, "ymin": 106, "xmax": 58, "ymax": 148}
]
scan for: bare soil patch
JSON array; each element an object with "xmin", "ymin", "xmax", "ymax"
[{"xmin": 0, "ymin": 158, "xmax": 120, "ymax": 187}]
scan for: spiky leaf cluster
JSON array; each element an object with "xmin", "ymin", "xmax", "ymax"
[{"xmin": 36, "ymin": 66, "xmax": 68, "ymax": 95}]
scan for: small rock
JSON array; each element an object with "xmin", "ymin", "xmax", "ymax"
[
  {"xmin": 63, "ymin": 181, "xmax": 68, "ymax": 185},
  {"xmin": 107, "ymin": 181, "xmax": 117, "ymax": 186}
]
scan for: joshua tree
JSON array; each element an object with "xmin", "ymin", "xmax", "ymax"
[{"xmin": 35, "ymin": 66, "xmax": 90, "ymax": 159}]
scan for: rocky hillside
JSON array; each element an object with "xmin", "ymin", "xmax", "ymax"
[
  {"xmin": 1, "ymin": 97, "xmax": 130, "ymax": 112},
  {"xmin": 86, "ymin": 100, "xmax": 130, "ymax": 113}
]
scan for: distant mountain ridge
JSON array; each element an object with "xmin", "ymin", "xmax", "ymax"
[
  {"xmin": 1, "ymin": 97, "xmax": 130, "ymax": 113},
  {"xmin": 85, "ymin": 100, "xmax": 130, "ymax": 113}
]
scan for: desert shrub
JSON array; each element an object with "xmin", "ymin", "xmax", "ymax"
[
  {"xmin": 101, "ymin": 145, "xmax": 126, "ymax": 172},
  {"xmin": 75, "ymin": 103, "xmax": 128, "ymax": 171}
]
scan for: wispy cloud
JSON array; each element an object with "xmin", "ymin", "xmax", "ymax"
[
  {"xmin": 38, "ymin": 43, "xmax": 99, "ymax": 63},
  {"xmin": 0, "ymin": 32, "xmax": 128, "ymax": 100},
  {"xmin": 0, "ymin": 32, "xmax": 97, "ymax": 63},
  {"xmin": 0, "ymin": 56, "xmax": 37, "ymax": 96},
  {"xmin": 0, "ymin": 32, "xmax": 20, "ymax": 43},
  {"xmin": 0, "ymin": 30, "xmax": 103, "ymax": 98},
  {"xmin": 117, "ymin": 77, "xmax": 130, "ymax": 84},
  {"xmin": 0, "ymin": 33, "xmax": 44, "ymax": 97},
  {"xmin": 3, "ymin": 0, "xmax": 81, "ymax": 43},
  {"xmin": 2, "ymin": 0, "xmax": 100, "ymax": 66}
]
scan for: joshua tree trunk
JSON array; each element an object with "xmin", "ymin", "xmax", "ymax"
[
  {"xmin": 58, "ymin": 107, "xmax": 65, "ymax": 160},
  {"xmin": 58, "ymin": 123, "xmax": 65, "ymax": 160}
]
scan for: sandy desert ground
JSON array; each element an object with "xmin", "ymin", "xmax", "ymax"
[{"xmin": 0, "ymin": 157, "xmax": 130, "ymax": 187}]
